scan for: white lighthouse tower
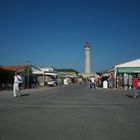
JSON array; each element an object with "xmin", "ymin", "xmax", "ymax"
[{"xmin": 85, "ymin": 42, "xmax": 91, "ymax": 77}]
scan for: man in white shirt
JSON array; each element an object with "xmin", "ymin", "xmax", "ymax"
[
  {"xmin": 13, "ymin": 72, "xmax": 22, "ymax": 97},
  {"xmin": 89, "ymin": 76, "xmax": 96, "ymax": 89}
]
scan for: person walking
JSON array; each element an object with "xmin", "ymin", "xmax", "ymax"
[
  {"xmin": 132, "ymin": 75, "xmax": 139, "ymax": 99},
  {"xmin": 108, "ymin": 73, "xmax": 113, "ymax": 88},
  {"xmin": 13, "ymin": 72, "xmax": 22, "ymax": 97},
  {"xmin": 89, "ymin": 76, "xmax": 96, "ymax": 89}
]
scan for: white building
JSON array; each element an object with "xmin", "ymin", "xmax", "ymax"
[
  {"xmin": 39, "ymin": 66, "xmax": 54, "ymax": 73},
  {"xmin": 32, "ymin": 66, "xmax": 58, "ymax": 86}
]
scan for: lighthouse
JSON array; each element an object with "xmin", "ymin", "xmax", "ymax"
[{"xmin": 85, "ymin": 42, "xmax": 91, "ymax": 77}]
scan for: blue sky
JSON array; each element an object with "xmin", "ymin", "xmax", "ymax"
[{"xmin": 0, "ymin": 0, "xmax": 140, "ymax": 72}]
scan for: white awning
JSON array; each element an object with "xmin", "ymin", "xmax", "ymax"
[{"xmin": 45, "ymin": 72, "xmax": 58, "ymax": 76}]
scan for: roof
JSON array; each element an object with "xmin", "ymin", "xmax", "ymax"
[
  {"xmin": 97, "ymin": 68, "xmax": 113, "ymax": 74},
  {"xmin": 39, "ymin": 67, "xmax": 54, "ymax": 72},
  {"xmin": 114, "ymin": 58, "xmax": 140, "ymax": 68},
  {"xmin": 85, "ymin": 42, "xmax": 90, "ymax": 48},
  {"xmin": 0, "ymin": 64, "xmax": 32, "ymax": 71}
]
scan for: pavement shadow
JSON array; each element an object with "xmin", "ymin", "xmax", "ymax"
[
  {"xmin": 126, "ymin": 94, "xmax": 139, "ymax": 98},
  {"xmin": 126, "ymin": 94, "xmax": 133, "ymax": 98},
  {"xmin": 21, "ymin": 93, "xmax": 30, "ymax": 97}
]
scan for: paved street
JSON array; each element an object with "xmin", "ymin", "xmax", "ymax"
[{"xmin": 0, "ymin": 84, "xmax": 140, "ymax": 140}]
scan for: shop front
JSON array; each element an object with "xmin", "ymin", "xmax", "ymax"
[
  {"xmin": 113, "ymin": 59, "xmax": 140, "ymax": 89},
  {"xmin": 114, "ymin": 66, "xmax": 140, "ymax": 89}
]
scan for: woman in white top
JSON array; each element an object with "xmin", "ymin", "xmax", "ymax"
[{"xmin": 13, "ymin": 72, "xmax": 22, "ymax": 97}]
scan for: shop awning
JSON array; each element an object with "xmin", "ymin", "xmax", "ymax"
[{"xmin": 117, "ymin": 67, "xmax": 140, "ymax": 73}]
